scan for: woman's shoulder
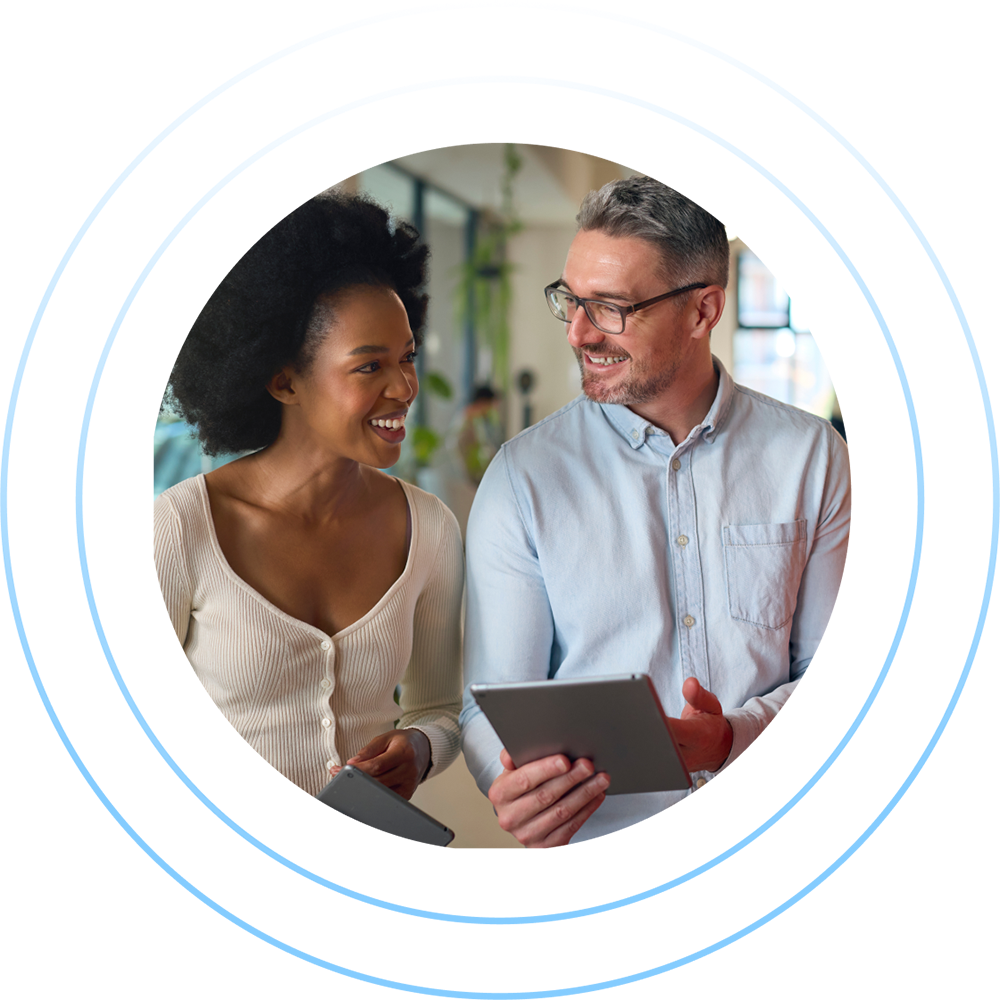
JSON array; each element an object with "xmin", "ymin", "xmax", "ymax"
[
  {"xmin": 397, "ymin": 478, "xmax": 460, "ymax": 536},
  {"xmin": 156, "ymin": 473, "xmax": 207, "ymax": 510},
  {"xmin": 154, "ymin": 475, "xmax": 212, "ymax": 541}
]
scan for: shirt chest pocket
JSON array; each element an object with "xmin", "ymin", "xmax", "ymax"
[{"xmin": 723, "ymin": 520, "xmax": 808, "ymax": 629}]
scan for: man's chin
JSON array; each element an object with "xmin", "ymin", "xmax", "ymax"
[{"xmin": 581, "ymin": 371, "xmax": 633, "ymax": 406}]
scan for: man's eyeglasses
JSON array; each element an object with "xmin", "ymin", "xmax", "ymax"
[{"xmin": 543, "ymin": 281, "xmax": 709, "ymax": 335}]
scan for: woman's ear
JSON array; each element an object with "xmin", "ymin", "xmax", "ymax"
[{"xmin": 266, "ymin": 367, "xmax": 299, "ymax": 405}]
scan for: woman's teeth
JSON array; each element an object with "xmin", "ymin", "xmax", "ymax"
[
  {"xmin": 370, "ymin": 417, "xmax": 405, "ymax": 430},
  {"xmin": 587, "ymin": 354, "xmax": 627, "ymax": 366}
]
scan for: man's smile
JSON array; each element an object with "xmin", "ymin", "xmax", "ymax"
[{"xmin": 582, "ymin": 351, "xmax": 629, "ymax": 367}]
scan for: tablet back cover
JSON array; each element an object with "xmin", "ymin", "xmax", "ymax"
[
  {"xmin": 317, "ymin": 766, "xmax": 455, "ymax": 846},
  {"xmin": 472, "ymin": 674, "xmax": 692, "ymax": 795}
]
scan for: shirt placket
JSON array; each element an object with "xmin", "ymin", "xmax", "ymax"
[
  {"xmin": 665, "ymin": 444, "xmax": 711, "ymax": 692},
  {"xmin": 317, "ymin": 636, "xmax": 338, "ymax": 773}
]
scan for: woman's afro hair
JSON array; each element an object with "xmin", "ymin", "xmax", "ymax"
[{"xmin": 166, "ymin": 188, "xmax": 429, "ymax": 456}]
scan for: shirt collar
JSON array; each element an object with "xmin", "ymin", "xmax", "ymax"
[{"xmin": 599, "ymin": 355, "xmax": 736, "ymax": 449}]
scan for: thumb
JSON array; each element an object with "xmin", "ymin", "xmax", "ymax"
[{"xmin": 682, "ymin": 677, "xmax": 723, "ymax": 715}]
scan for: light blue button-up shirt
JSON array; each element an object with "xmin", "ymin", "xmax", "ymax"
[{"xmin": 460, "ymin": 358, "xmax": 850, "ymax": 841}]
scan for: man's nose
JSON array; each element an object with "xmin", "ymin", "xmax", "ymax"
[{"xmin": 565, "ymin": 307, "xmax": 604, "ymax": 349}]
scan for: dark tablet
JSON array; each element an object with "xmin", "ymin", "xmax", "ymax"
[
  {"xmin": 317, "ymin": 765, "xmax": 455, "ymax": 847},
  {"xmin": 470, "ymin": 673, "xmax": 692, "ymax": 795}
]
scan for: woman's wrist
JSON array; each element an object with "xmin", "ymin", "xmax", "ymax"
[{"xmin": 405, "ymin": 727, "xmax": 433, "ymax": 781}]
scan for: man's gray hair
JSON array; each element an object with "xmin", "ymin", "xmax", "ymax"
[{"xmin": 576, "ymin": 176, "xmax": 730, "ymax": 289}]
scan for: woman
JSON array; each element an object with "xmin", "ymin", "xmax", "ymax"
[{"xmin": 153, "ymin": 189, "xmax": 462, "ymax": 801}]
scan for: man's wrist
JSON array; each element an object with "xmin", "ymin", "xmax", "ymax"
[{"xmin": 710, "ymin": 716, "xmax": 735, "ymax": 772}]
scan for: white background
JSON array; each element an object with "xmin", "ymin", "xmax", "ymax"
[{"xmin": 683, "ymin": 0, "xmax": 1000, "ymax": 276}]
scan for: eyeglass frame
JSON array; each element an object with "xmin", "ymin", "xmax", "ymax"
[{"xmin": 543, "ymin": 280, "xmax": 710, "ymax": 335}]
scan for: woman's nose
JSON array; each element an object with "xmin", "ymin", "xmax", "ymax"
[{"xmin": 388, "ymin": 367, "xmax": 417, "ymax": 403}]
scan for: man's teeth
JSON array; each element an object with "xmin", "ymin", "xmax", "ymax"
[
  {"xmin": 370, "ymin": 418, "xmax": 405, "ymax": 430},
  {"xmin": 587, "ymin": 354, "xmax": 627, "ymax": 366}
]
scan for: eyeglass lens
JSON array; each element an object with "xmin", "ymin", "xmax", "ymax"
[{"xmin": 546, "ymin": 287, "xmax": 624, "ymax": 334}]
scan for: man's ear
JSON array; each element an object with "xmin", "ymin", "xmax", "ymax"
[
  {"xmin": 690, "ymin": 286, "xmax": 726, "ymax": 341},
  {"xmin": 266, "ymin": 367, "xmax": 298, "ymax": 404}
]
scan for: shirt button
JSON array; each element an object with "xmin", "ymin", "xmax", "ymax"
[
  {"xmin": 320, "ymin": 678, "xmax": 331, "ymax": 689},
  {"xmin": 683, "ymin": 614, "xmax": 696, "ymax": 628},
  {"xmin": 631, "ymin": 429, "xmax": 639, "ymax": 440},
  {"xmin": 321, "ymin": 717, "xmax": 332, "ymax": 729},
  {"xmin": 695, "ymin": 777, "xmax": 707, "ymax": 788},
  {"xmin": 677, "ymin": 535, "xmax": 688, "ymax": 547},
  {"xmin": 671, "ymin": 458, "xmax": 681, "ymax": 471},
  {"xmin": 320, "ymin": 639, "xmax": 332, "ymax": 651}
]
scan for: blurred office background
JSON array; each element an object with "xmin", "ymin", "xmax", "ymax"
[{"xmin": 153, "ymin": 143, "xmax": 843, "ymax": 847}]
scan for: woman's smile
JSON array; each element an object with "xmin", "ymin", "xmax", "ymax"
[{"xmin": 368, "ymin": 407, "xmax": 408, "ymax": 443}]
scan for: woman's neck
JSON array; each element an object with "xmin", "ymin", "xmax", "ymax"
[{"xmin": 215, "ymin": 436, "xmax": 379, "ymax": 524}]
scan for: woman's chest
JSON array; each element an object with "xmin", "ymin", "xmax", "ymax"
[{"xmin": 217, "ymin": 510, "xmax": 409, "ymax": 636}]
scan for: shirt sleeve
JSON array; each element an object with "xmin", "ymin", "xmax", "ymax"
[
  {"xmin": 459, "ymin": 448, "xmax": 556, "ymax": 795},
  {"xmin": 396, "ymin": 498, "xmax": 465, "ymax": 780},
  {"xmin": 724, "ymin": 423, "xmax": 851, "ymax": 766},
  {"xmin": 153, "ymin": 496, "xmax": 192, "ymax": 764}
]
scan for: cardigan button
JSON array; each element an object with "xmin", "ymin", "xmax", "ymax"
[{"xmin": 320, "ymin": 639, "xmax": 332, "ymax": 651}]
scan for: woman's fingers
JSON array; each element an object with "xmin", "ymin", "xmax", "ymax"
[{"xmin": 346, "ymin": 736, "xmax": 389, "ymax": 767}]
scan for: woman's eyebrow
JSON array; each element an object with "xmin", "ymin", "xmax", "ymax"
[{"xmin": 347, "ymin": 338, "xmax": 414, "ymax": 357}]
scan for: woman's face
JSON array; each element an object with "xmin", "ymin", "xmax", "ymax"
[{"xmin": 274, "ymin": 285, "xmax": 418, "ymax": 469}]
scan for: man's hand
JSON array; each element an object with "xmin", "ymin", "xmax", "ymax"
[
  {"xmin": 488, "ymin": 749, "xmax": 609, "ymax": 848},
  {"xmin": 668, "ymin": 678, "xmax": 734, "ymax": 773},
  {"xmin": 344, "ymin": 728, "xmax": 431, "ymax": 801}
]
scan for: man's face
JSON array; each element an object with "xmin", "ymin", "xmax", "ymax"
[{"xmin": 561, "ymin": 229, "xmax": 693, "ymax": 407}]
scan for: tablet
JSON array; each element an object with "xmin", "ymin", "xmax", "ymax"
[
  {"xmin": 317, "ymin": 765, "xmax": 455, "ymax": 847},
  {"xmin": 470, "ymin": 673, "xmax": 692, "ymax": 795}
]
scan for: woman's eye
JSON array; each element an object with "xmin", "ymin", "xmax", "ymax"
[
  {"xmin": 404, "ymin": 351, "xmax": 418, "ymax": 364},
  {"xmin": 357, "ymin": 361, "xmax": 380, "ymax": 373}
]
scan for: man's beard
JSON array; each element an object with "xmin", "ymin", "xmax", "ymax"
[{"xmin": 574, "ymin": 347, "xmax": 680, "ymax": 406}]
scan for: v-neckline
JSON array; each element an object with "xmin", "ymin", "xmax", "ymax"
[{"xmin": 195, "ymin": 474, "xmax": 416, "ymax": 640}]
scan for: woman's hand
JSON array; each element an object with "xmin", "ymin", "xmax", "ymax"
[{"xmin": 344, "ymin": 728, "xmax": 432, "ymax": 800}]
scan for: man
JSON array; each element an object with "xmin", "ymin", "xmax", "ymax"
[{"xmin": 459, "ymin": 176, "xmax": 850, "ymax": 846}]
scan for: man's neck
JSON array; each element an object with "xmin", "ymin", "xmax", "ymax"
[{"xmin": 628, "ymin": 356, "xmax": 720, "ymax": 445}]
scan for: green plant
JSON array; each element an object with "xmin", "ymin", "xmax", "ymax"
[
  {"xmin": 410, "ymin": 369, "xmax": 453, "ymax": 468},
  {"xmin": 423, "ymin": 371, "xmax": 453, "ymax": 400},
  {"xmin": 410, "ymin": 425, "xmax": 441, "ymax": 467},
  {"xmin": 454, "ymin": 143, "xmax": 523, "ymax": 397}
]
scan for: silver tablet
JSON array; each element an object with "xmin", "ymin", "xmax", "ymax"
[
  {"xmin": 317, "ymin": 765, "xmax": 455, "ymax": 847},
  {"xmin": 470, "ymin": 673, "xmax": 692, "ymax": 795}
]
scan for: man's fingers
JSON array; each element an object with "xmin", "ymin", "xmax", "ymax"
[
  {"xmin": 682, "ymin": 677, "xmax": 723, "ymax": 715},
  {"xmin": 500, "ymin": 748, "xmax": 516, "ymax": 771},
  {"xmin": 489, "ymin": 753, "xmax": 575, "ymax": 807},
  {"xmin": 494, "ymin": 759, "xmax": 600, "ymax": 835},
  {"xmin": 667, "ymin": 717, "xmax": 695, "ymax": 748},
  {"xmin": 537, "ymin": 788, "xmax": 608, "ymax": 849}
]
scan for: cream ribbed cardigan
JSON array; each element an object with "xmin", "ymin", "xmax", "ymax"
[{"xmin": 153, "ymin": 474, "xmax": 463, "ymax": 796}]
